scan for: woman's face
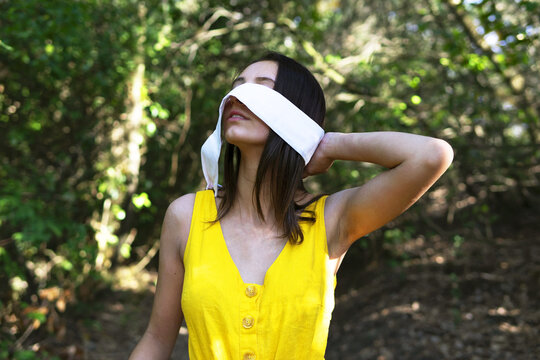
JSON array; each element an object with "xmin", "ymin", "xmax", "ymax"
[{"xmin": 223, "ymin": 60, "xmax": 278, "ymax": 147}]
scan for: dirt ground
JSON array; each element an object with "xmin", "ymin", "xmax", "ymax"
[{"xmin": 35, "ymin": 215, "xmax": 540, "ymax": 360}]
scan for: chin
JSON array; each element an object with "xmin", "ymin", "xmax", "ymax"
[
  {"xmin": 226, "ymin": 138, "xmax": 267, "ymax": 147},
  {"xmin": 224, "ymin": 129, "xmax": 269, "ymax": 146},
  {"xmin": 225, "ymin": 136, "xmax": 269, "ymax": 148}
]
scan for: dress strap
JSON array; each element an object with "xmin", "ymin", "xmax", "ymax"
[{"xmin": 183, "ymin": 190, "xmax": 215, "ymax": 265}]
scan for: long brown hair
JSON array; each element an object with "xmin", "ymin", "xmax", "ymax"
[{"xmin": 216, "ymin": 52, "xmax": 326, "ymax": 244}]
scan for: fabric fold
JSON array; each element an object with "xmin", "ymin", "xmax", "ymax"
[{"xmin": 201, "ymin": 83, "xmax": 325, "ymax": 195}]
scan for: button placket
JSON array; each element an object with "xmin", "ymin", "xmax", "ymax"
[{"xmin": 239, "ymin": 283, "xmax": 261, "ymax": 359}]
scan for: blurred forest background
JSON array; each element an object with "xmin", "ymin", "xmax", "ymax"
[{"xmin": 1, "ymin": 0, "xmax": 539, "ymax": 359}]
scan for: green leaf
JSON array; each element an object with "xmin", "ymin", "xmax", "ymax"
[
  {"xmin": 26, "ymin": 311, "xmax": 46, "ymax": 323},
  {"xmin": 0, "ymin": 40, "xmax": 14, "ymax": 51},
  {"xmin": 132, "ymin": 192, "xmax": 151, "ymax": 209},
  {"xmin": 45, "ymin": 43, "xmax": 55, "ymax": 55},
  {"xmin": 60, "ymin": 259, "xmax": 73, "ymax": 271},
  {"xmin": 120, "ymin": 243, "xmax": 131, "ymax": 258},
  {"xmin": 14, "ymin": 350, "xmax": 38, "ymax": 360}
]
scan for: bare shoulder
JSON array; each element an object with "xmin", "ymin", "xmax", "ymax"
[
  {"xmin": 167, "ymin": 193, "xmax": 196, "ymax": 219},
  {"xmin": 162, "ymin": 193, "xmax": 197, "ymax": 257}
]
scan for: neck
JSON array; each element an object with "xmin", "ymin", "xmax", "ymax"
[{"xmin": 231, "ymin": 146, "xmax": 274, "ymax": 227}]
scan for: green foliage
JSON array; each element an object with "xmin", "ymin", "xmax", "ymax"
[
  {"xmin": 11, "ymin": 349, "xmax": 60, "ymax": 360},
  {"xmin": 0, "ymin": 0, "xmax": 538, "ymax": 353},
  {"xmin": 384, "ymin": 228, "xmax": 414, "ymax": 245}
]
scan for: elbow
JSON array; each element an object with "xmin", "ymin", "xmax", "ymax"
[{"xmin": 424, "ymin": 138, "xmax": 454, "ymax": 171}]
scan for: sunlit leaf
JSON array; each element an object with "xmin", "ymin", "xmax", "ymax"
[{"xmin": 120, "ymin": 243, "xmax": 131, "ymax": 258}]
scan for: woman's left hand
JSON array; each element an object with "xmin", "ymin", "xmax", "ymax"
[{"xmin": 303, "ymin": 133, "xmax": 335, "ymax": 178}]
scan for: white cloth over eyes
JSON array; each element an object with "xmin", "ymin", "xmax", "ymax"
[{"xmin": 201, "ymin": 82, "xmax": 325, "ymax": 195}]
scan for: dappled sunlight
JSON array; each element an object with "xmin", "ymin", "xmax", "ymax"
[
  {"xmin": 488, "ymin": 307, "xmax": 520, "ymax": 317},
  {"xmin": 2, "ymin": 0, "xmax": 539, "ymax": 358},
  {"xmin": 111, "ymin": 266, "xmax": 157, "ymax": 293},
  {"xmin": 498, "ymin": 322, "xmax": 521, "ymax": 334},
  {"xmin": 366, "ymin": 301, "xmax": 422, "ymax": 322},
  {"xmin": 329, "ymin": 226, "xmax": 539, "ymax": 358},
  {"xmin": 433, "ymin": 255, "xmax": 446, "ymax": 264},
  {"xmin": 388, "ymin": 233, "xmax": 455, "ymax": 267}
]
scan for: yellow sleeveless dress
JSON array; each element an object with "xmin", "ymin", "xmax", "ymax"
[{"xmin": 181, "ymin": 190, "xmax": 336, "ymax": 360}]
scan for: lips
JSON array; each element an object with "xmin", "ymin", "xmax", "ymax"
[{"xmin": 226, "ymin": 109, "xmax": 250, "ymax": 121}]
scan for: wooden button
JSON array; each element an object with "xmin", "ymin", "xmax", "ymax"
[
  {"xmin": 242, "ymin": 316, "xmax": 254, "ymax": 329},
  {"xmin": 245, "ymin": 285, "xmax": 257, "ymax": 298}
]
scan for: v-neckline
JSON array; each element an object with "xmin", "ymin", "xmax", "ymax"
[{"xmin": 213, "ymin": 199, "xmax": 289, "ymax": 287}]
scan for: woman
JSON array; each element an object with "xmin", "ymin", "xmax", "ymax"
[{"xmin": 129, "ymin": 52, "xmax": 453, "ymax": 359}]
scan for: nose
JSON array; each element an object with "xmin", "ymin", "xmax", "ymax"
[
  {"xmin": 227, "ymin": 96, "xmax": 241, "ymax": 106},
  {"xmin": 225, "ymin": 96, "xmax": 247, "ymax": 110}
]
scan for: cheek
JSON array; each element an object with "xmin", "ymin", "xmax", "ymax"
[
  {"xmin": 258, "ymin": 123, "xmax": 270, "ymax": 137},
  {"xmin": 255, "ymin": 124, "xmax": 271, "ymax": 143},
  {"xmin": 254, "ymin": 118, "xmax": 270, "ymax": 134}
]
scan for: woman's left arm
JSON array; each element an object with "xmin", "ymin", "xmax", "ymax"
[{"xmin": 305, "ymin": 131, "xmax": 454, "ymax": 256}]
